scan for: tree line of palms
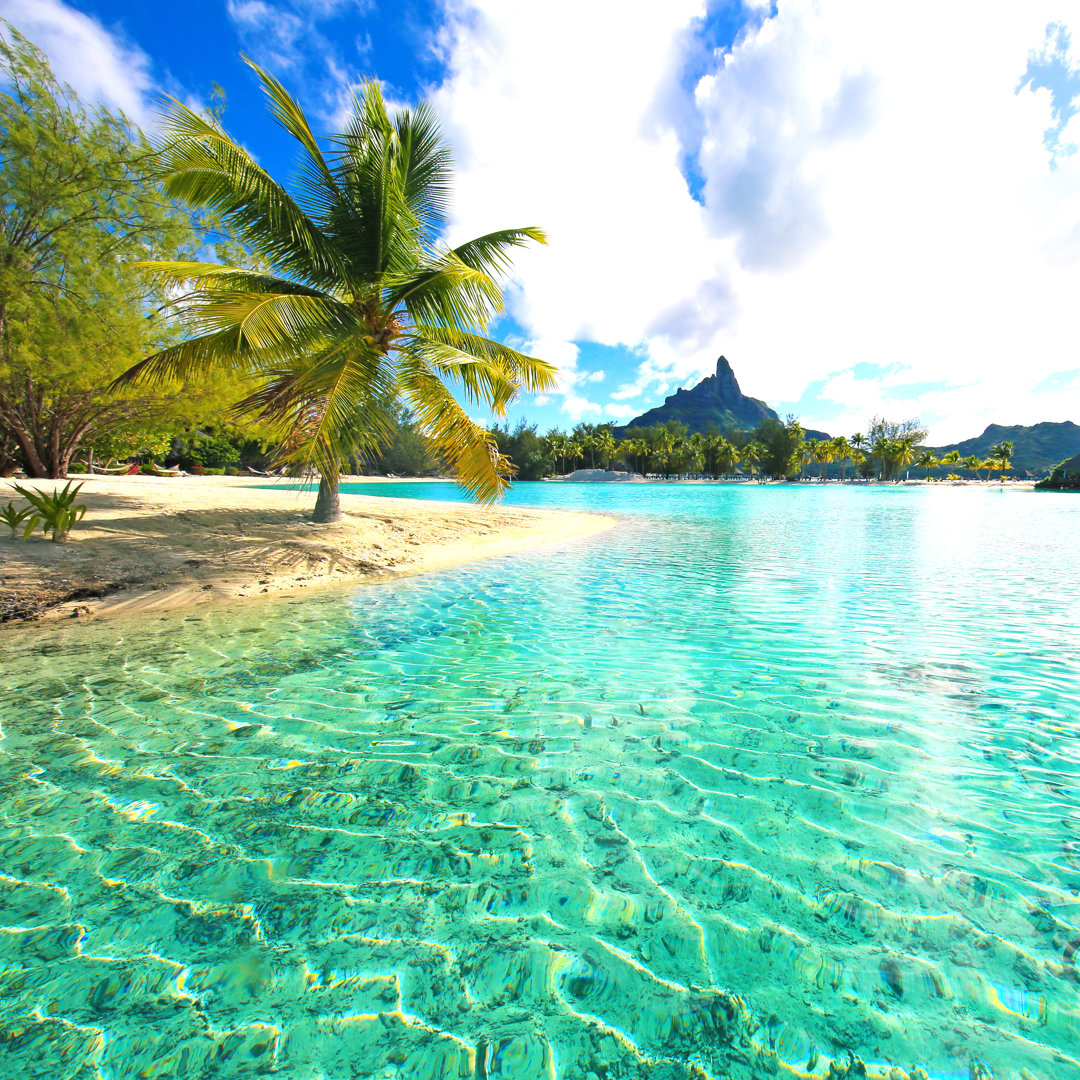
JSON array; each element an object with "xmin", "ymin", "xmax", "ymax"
[{"xmin": 513, "ymin": 421, "xmax": 1015, "ymax": 483}]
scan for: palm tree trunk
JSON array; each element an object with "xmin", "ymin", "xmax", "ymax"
[{"xmin": 313, "ymin": 474, "xmax": 341, "ymax": 523}]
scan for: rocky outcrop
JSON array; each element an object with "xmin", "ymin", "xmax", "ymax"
[{"xmin": 619, "ymin": 356, "xmax": 830, "ymax": 440}]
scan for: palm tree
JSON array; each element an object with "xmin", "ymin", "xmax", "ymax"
[
  {"xmin": 566, "ymin": 438, "xmax": 583, "ymax": 471},
  {"xmin": 595, "ymin": 428, "xmax": 616, "ymax": 470},
  {"xmin": 542, "ymin": 432, "xmax": 567, "ymax": 476},
  {"xmin": 116, "ymin": 62, "xmax": 554, "ymax": 521},
  {"xmin": 914, "ymin": 448, "xmax": 938, "ymax": 479},
  {"xmin": 620, "ymin": 436, "xmax": 645, "ymax": 476},
  {"xmin": 962, "ymin": 454, "xmax": 983, "ymax": 480},
  {"xmin": 742, "ymin": 441, "xmax": 762, "ymax": 480},
  {"xmin": 831, "ymin": 436, "xmax": 852, "ymax": 481},
  {"xmin": 871, "ymin": 435, "xmax": 892, "ymax": 480},
  {"xmin": 715, "ymin": 437, "xmax": 739, "ymax": 477},
  {"xmin": 850, "ymin": 449, "xmax": 867, "ymax": 478},
  {"xmin": 893, "ymin": 436, "xmax": 917, "ymax": 478},
  {"xmin": 577, "ymin": 432, "xmax": 597, "ymax": 470},
  {"xmin": 688, "ymin": 432, "xmax": 705, "ymax": 477},
  {"xmin": 940, "ymin": 450, "xmax": 961, "ymax": 475},
  {"xmin": 988, "ymin": 440, "xmax": 1014, "ymax": 481},
  {"xmin": 810, "ymin": 438, "xmax": 833, "ymax": 481}
]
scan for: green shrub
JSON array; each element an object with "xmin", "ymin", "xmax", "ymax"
[
  {"xmin": 1, "ymin": 500, "xmax": 32, "ymax": 538},
  {"xmin": 12, "ymin": 481, "xmax": 87, "ymax": 542},
  {"xmin": 139, "ymin": 464, "xmax": 157, "ymax": 475},
  {"xmin": 225, "ymin": 467, "xmax": 240, "ymax": 476},
  {"xmin": 181, "ymin": 435, "xmax": 241, "ymax": 470},
  {"xmin": 202, "ymin": 467, "xmax": 225, "ymax": 475}
]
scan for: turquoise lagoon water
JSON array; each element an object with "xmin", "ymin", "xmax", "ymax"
[{"xmin": 2, "ymin": 482, "xmax": 1080, "ymax": 1080}]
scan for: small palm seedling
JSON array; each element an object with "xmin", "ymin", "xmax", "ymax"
[
  {"xmin": 12, "ymin": 481, "xmax": 87, "ymax": 542},
  {"xmin": 1, "ymin": 500, "xmax": 32, "ymax": 539}
]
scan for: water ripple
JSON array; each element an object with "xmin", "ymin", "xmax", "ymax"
[{"xmin": 2, "ymin": 486, "xmax": 1080, "ymax": 1078}]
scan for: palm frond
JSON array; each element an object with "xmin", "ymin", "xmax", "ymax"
[
  {"xmin": 412, "ymin": 325, "xmax": 556, "ymax": 395},
  {"xmin": 156, "ymin": 100, "xmax": 344, "ymax": 288},
  {"xmin": 239, "ymin": 339, "xmax": 397, "ymax": 478},
  {"xmin": 388, "ymin": 253, "xmax": 505, "ymax": 332},
  {"xmin": 406, "ymin": 336, "xmax": 520, "ymax": 415},
  {"xmin": 111, "ymin": 327, "xmax": 261, "ymax": 389},
  {"xmin": 397, "ymin": 349, "xmax": 511, "ymax": 502},
  {"xmin": 327, "ymin": 80, "xmax": 416, "ymax": 282},
  {"xmin": 392, "ymin": 99, "xmax": 453, "ymax": 243},
  {"xmin": 138, "ymin": 260, "xmax": 335, "ymax": 297},
  {"xmin": 170, "ymin": 292, "xmax": 361, "ymax": 354},
  {"xmin": 450, "ymin": 227, "xmax": 547, "ymax": 278}
]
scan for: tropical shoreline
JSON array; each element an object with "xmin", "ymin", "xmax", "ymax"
[{"xmin": 0, "ymin": 475, "xmax": 615, "ymax": 626}]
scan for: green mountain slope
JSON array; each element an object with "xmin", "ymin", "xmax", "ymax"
[
  {"xmin": 618, "ymin": 356, "xmax": 829, "ymax": 440},
  {"xmin": 929, "ymin": 422, "xmax": 1080, "ymax": 476}
]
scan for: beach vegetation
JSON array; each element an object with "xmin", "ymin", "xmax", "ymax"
[
  {"xmin": 0, "ymin": 27, "xmax": 236, "ymax": 479},
  {"xmin": 988, "ymin": 440, "xmax": 1013, "ymax": 480},
  {"xmin": 490, "ymin": 419, "xmax": 547, "ymax": 481},
  {"xmin": 867, "ymin": 417, "xmax": 928, "ymax": 479},
  {"xmin": 915, "ymin": 449, "xmax": 938, "ymax": 478},
  {"xmin": 114, "ymin": 62, "xmax": 554, "ymax": 521},
  {"xmin": 1036, "ymin": 452, "xmax": 1080, "ymax": 490},
  {"xmin": 0, "ymin": 498, "xmax": 30, "ymax": 537},
  {"xmin": 831, "ymin": 436, "xmax": 852, "ymax": 480},
  {"xmin": 751, "ymin": 415, "xmax": 805, "ymax": 478},
  {"xmin": 962, "ymin": 454, "xmax": 984, "ymax": 479},
  {"xmin": 11, "ymin": 480, "xmax": 86, "ymax": 542}
]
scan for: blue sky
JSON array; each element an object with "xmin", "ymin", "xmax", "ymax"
[{"xmin": 4, "ymin": 0, "xmax": 1080, "ymax": 443}]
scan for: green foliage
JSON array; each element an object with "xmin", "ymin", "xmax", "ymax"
[
  {"xmin": 748, "ymin": 416, "xmax": 805, "ymax": 478},
  {"xmin": 116, "ymin": 61, "xmax": 554, "ymax": 518},
  {"xmin": 139, "ymin": 465, "xmax": 158, "ymax": 475},
  {"xmin": 180, "ymin": 434, "xmax": 241, "ymax": 470},
  {"xmin": 11, "ymin": 480, "xmax": 86, "ymax": 541},
  {"xmin": 87, "ymin": 426, "xmax": 172, "ymax": 467},
  {"xmin": 0, "ymin": 26, "xmax": 240, "ymax": 478},
  {"xmin": 491, "ymin": 420, "xmax": 548, "ymax": 480},
  {"xmin": 1, "ymin": 498, "xmax": 30, "ymax": 536},
  {"xmin": 372, "ymin": 409, "xmax": 440, "ymax": 476},
  {"xmin": 866, "ymin": 417, "xmax": 928, "ymax": 479},
  {"xmin": 1036, "ymin": 452, "xmax": 1080, "ymax": 490}
]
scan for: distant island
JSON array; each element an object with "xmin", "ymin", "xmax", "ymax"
[
  {"xmin": 616, "ymin": 356, "xmax": 831, "ymax": 441},
  {"xmin": 613, "ymin": 356, "xmax": 1079, "ymax": 478}
]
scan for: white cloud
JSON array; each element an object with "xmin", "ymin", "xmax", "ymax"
[
  {"xmin": 432, "ymin": 0, "xmax": 1080, "ymax": 443},
  {"xmin": 0, "ymin": 0, "xmax": 157, "ymax": 126},
  {"xmin": 432, "ymin": 1, "xmax": 724, "ymax": 381}
]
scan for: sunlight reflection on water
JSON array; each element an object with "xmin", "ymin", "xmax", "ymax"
[{"xmin": 2, "ymin": 484, "xmax": 1079, "ymax": 1079}]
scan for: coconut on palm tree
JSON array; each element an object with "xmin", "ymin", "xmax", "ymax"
[{"xmin": 117, "ymin": 63, "xmax": 554, "ymax": 521}]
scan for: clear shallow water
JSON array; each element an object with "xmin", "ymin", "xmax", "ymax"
[{"xmin": 2, "ymin": 483, "xmax": 1080, "ymax": 1080}]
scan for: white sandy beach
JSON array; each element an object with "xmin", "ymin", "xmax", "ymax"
[{"xmin": 0, "ymin": 474, "xmax": 614, "ymax": 624}]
